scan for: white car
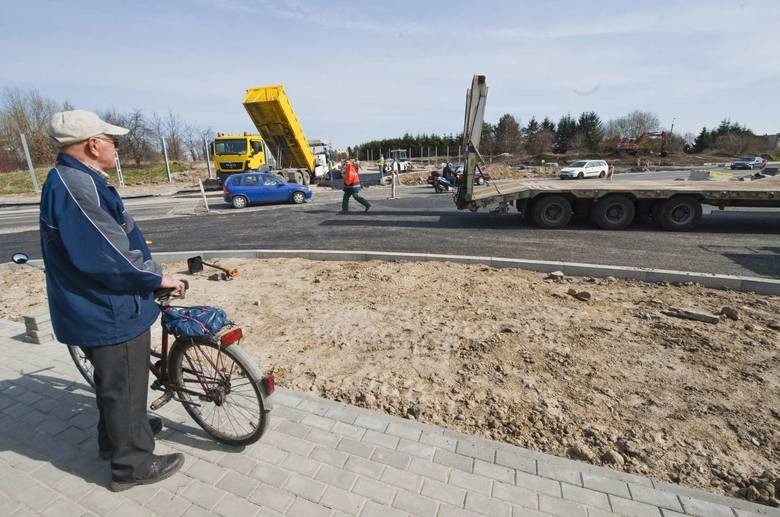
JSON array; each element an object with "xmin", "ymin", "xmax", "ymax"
[{"xmin": 559, "ymin": 160, "xmax": 609, "ymax": 179}]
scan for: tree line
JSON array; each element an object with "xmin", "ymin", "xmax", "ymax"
[
  {"xmin": 0, "ymin": 87, "xmax": 211, "ymax": 172},
  {"xmin": 354, "ymin": 110, "xmax": 772, "ymax": 159}
]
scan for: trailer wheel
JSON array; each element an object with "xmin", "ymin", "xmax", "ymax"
[
  {"xmin": 657, "ymin": 196, "xmax": 702, "ymax": 231},
  {"xmin": 591, "ymin": 195, "xmax": 635, "ymax": 230},
  {"xmin": 530, "ymin": 195, "xmax": 573, "ymax": 229}
]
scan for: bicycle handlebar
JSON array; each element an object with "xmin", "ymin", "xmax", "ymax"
[{"xmin": 154, "ymin": 279, "xmax": 189, "ymax": 303}]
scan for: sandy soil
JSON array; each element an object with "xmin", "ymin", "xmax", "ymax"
[{"xmin": 1, "ymin": 258, "xmax": 778, "ymax": 505}]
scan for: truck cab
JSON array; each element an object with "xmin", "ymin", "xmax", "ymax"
[
  {"xmin": 213, "ymin": 133, "xmax": 267, "ymax": 184},
  {"xmin": 309, "ymin": 139, "xmax": 333, "ymax": 179},
  {"xmin": 389, "ymin": 149, "xmax": 411, "ymax": 172}
]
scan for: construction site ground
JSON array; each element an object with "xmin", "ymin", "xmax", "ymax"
[{"xmin": 2, "ymin": 257, "xmax": 778, "ymax": 508}]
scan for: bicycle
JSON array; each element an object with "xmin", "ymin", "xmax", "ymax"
[{"xmin": 68, "ymin": 284, "xmax": 274, "ymax": 446}]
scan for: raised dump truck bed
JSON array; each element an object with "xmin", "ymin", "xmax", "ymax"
[
  {"xmin": 243, "ymin": 85, "xmax": 315, "ymax": 176},
  {"xmin": 463, "ymin": 176, "xmax": 780, "ymax": 231}
]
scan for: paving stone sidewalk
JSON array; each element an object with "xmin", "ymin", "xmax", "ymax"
[{"xmin": 0, "ymin": 318, "xmax": 776, "ymax": 517}]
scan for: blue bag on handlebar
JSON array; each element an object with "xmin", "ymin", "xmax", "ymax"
[{"xmin": 162, "ymin": 306, "xmax": 229, "ymax": 337}]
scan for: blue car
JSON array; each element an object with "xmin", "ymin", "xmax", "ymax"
[{"xmin": 223, "ymin": 172, "xmax": 313, "ymax": 209}]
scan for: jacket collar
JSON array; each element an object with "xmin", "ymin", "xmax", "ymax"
[{"xmin": 56, "ymin": 153, "xmax": 110, "ymax": 183}]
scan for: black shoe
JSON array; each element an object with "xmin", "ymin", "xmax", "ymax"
[
  {"xmin": 110, "ymin": 453, "xmax": 184, "ymax": 492},
  {"xmin": 364, "ymin": 204, "xmax": 371, "ymax": 212},
  {"xmin": 100, "ymin": 416, "xmax": 163, "ymax": 460}
]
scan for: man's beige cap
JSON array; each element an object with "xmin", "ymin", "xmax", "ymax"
[{"xmin": 48, "ymin": 110, "xmax": 129, "ymax": 146}]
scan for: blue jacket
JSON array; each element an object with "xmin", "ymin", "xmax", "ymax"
[{"xmin": 39, "ymin": 154, "xmax": 163, "ymax": 347}]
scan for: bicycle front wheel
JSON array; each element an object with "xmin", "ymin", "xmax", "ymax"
[
  {"xmin": 68, "ymin": 345, "xmax": 96, "ymax": 390},
  {"xmin": 169, "ymin": 338, "xmax": 268, "ymax": 446}
]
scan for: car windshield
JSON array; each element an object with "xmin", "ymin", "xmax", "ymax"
[
  {"xmin": 568, "ymin": 161, "xmax": 587, "ymax": 167},
  {"xmin": 215, "ymin": 139, "xmax": 247, "ymax": 155}
]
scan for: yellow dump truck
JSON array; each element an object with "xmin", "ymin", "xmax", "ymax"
[
  {"xmin": 213, "ymin": 133, "xmax": 267, "ymax": 184},
  {"xmin": 243, "ymin": 85, "xmax": 331, "ymax": 185}
]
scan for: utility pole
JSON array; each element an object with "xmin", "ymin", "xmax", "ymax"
[
  {"xmin": 162, "ymin": 138, "xmax": 172, "ymax": 182},
  {"xmin": 19, "ymin": 133, "xmax": 40, "ymax": 192}
]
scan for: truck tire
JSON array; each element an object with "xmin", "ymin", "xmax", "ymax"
[
  {"xmin": 657, "ymin": 196, "xmax": 702, "ymax": 231},
  {"xmin": 591, "ymin": 195, "xmax": 635, "ymax": 230},
  {"xmin": 530, "ymin": 195, "xmax": 573, "ymax": 229}
]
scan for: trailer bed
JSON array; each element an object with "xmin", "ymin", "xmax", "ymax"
[{"xmin": 467, "ymin": 176, "xmax": 780, "ymax": 209}]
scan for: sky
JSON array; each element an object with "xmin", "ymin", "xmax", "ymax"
[{"xmin": 1, "ymin": 0, "xmax": 778, "ymax": 148}]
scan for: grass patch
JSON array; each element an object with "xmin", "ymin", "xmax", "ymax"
[{"xmin": 0, "ymin": 161, "xmax": 195, "ymax": 195}]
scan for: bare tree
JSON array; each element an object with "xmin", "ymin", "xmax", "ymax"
[
  {"xmin": 162, "ymin": 110, "xmax": 186, "ymax": 161},
  {"xmin": 0, "ymin": 87, "xmax": 64, "ymax": 169},
  {"xmin": 605, "ymin": 111, "xmax": 661, "ymax": 139}
]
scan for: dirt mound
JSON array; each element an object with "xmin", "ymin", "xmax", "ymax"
[{"xmin": 2, "ymin": 259, "xmax": 778, "ymax": 506}]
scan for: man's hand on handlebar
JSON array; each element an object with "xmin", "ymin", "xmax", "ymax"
[{"xmin": 160, "ymin": 273, "xmax": 189, "ymax": 296}]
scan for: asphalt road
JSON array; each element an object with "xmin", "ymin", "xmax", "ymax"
[{"xmin": 3, "ymin": 180, "xmax": 779, "ymax": 279}]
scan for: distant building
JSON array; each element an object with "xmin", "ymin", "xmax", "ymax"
[{"xmin": 766, "ymin": 133, "xmax": 780, "ymax": 151}]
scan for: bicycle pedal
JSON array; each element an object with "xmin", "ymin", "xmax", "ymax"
[{"xmin": 150, "ymin": 391, "xmax": 173, "ymax": 410}]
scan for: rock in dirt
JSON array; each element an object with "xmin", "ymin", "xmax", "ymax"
[
  {"xmin": 662, "ymin": 307, "xmax": 721, "ymax": 324},
  {"xmin": 602, "ymin": 449, "xmax": 625, "ymax": 466},
  {"xmin": 567, "ymin": 288, "xmax": 592, "ymax": 302},
  {"xmin": 566, "ymin": 444, "xmax": 595, "ymax": 462},
  {"xmin": 407, "ymin": 404, "xmax": 422, "ymax": 418},
  {"xmin": 546, "ymin": 271, "xmax": 565, "ymax": 281},
  {"xmin": 720, "ymin": 307, "xmax": 739, "ymax": 321},
  {"xmin": 768, "ymin": 321, "xmax": 780, "ymax": 331}
]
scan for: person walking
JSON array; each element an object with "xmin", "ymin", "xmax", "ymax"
[
  {"xmin": 341, "ymin": 158, "xmax": 371, "ymax": 212},
  {"xmin": 40, "ymin": 110, "xmax": 188, "ymax": 491}
]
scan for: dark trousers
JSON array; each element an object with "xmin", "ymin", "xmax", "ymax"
[
  {"xmin": 342, "ymin": 187, "xmax": 370, "ymax": 211},
  {"xmin": 81, "ymin": 329, "xmax": 155, "ymax": 480}
]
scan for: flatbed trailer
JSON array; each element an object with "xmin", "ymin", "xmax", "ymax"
[
  {"xmin": 463, "ymin": 176, "xmax": 780, "ymax": 230},
  {"xmin": 454, "ymin": 75, "xmax": 780, "ymax": 231}
]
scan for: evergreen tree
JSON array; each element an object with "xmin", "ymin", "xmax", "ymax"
[
  {"xmin": 693, "ymin": 127, "xmax": 711, "ymax": 153},
  {"xmin": 554, "ymin": 114, "xmax": 577, "ymax": 153},
  {"xmin": 577, "ymin": 111, "xmax": 603, "ymax": 152},
  {"xmin": 525, "ymin": 117, "xmax": 540, "ymax": 154},
  {"xmin": 494, "ymin": 114, "xmax": 521, "ymax": 153}
]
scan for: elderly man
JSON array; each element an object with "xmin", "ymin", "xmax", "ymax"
[{"xmin": 40, "ymin": 110, "xmax": 187, "ymax": 491}]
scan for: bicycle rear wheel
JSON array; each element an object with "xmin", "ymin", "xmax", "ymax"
[
  {"xmin": 68, "ymin": 345, "xmax": 96, "ymax": 390},
  {"xmin": 169, "ymin": 338, "xmax": 268, "ymax": 446}
]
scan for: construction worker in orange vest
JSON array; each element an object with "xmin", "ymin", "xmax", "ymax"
[{"xmin": 340, "ymin": 159, "xmax": 371, "ymax": 213}]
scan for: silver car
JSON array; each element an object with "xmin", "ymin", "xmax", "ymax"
[{"xmin": 559, "ymin": 160, "xmax": 609, "ymax": 179}]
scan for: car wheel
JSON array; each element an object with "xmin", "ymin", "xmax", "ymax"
[
  {"xmin": 577, "ymin": 172, "xmax": 584, "ymax": 179},
  {"xmin": 530, "ymin": 195, "xmax": 573, "ymax": 229},
  {"xmin": 591, "ymin": 195, "xmax": 636, "ymax": 230},
  {"xmin": 599, "ymin": 170, "xmax": 606, "ymax": 178},
  {"xmin": 476, "ymin": 176, "xmax": 485, "ymax": 185},
  {"xmin": 291, "ymin": 191, "xmax": 306, "ymax": 204},
  {"xmin": 231, "ymin": 196, "xmax": 248, "ymax": 209}
]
